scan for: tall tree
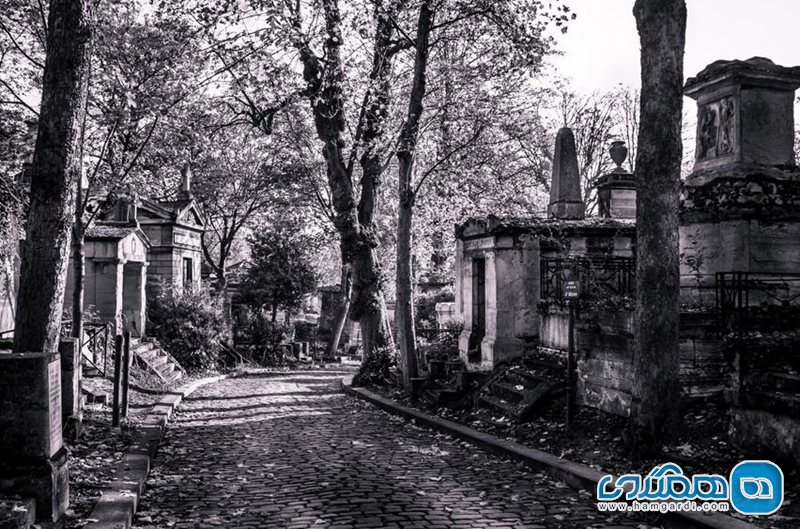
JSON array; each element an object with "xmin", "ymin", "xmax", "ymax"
[
  {"xmin": 289, "ymin": 0, "xmax": 402, "ymax": 364},
  {"xmin": 13, "ymin": 0, "xmax": 92, "ymax": 353},
  {"xmin": 395, "ymin": 0, "xmax": 434, "ymax": 387},
  {"xmin": 628, "ymin": 0, "xmax": 686, "ymax": 456},
  {"xmin": 242, "ymin": 225, "xmax": 318, "ymax": 322}
]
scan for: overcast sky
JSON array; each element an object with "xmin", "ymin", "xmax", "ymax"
[{"xmin": 550, "ymin": 0, "xmax": 800, "ymax": 92}]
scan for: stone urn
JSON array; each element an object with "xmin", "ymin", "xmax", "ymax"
[{"xmin": 609, "ymin": 140, "xmax": 628, "ymax": 169}]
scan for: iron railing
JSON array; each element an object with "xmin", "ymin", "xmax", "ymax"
[
  {"xmin": 540, "ymin": 256, "xmax": 636, "ymax": 301},
  {"xmin": 716, "ymin": 272, "xmax": 800, "ymax": 333},
  {"xmin": 62, "ymin": 319, "xmax": 114, "ymax": 376}
]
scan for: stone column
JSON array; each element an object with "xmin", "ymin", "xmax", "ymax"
[
  {"xmin": 0, "ymin": 353, "xmax": 69, "ymax": 521},
  {"xmin": 139, "ymin": 263, "xmax": 148, "ymax": 336},
  {"xmin": 114, "ymin": 259, "xmax": 126, "ymax": 336},
  {"xmin": 480, "ymin": 250, "xmax": 497, "ymax": 366},
  {"xmin": 457, "ymin": 252, "xmax": 474, "ymax": 364},
  {"xmin": 454, "ymin": 239, "xmax": 464, "ymax": 320}
]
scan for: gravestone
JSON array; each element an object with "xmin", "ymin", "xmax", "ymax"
[
  {"xmin": 548, "ymin": 127, "xmax": 586, "ymax": 220},
  {"xmin": 0, "ymin": 353, "xmax": 69, "ymax": 522}
]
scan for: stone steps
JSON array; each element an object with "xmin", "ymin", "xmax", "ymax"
[
  {"xmin": 477, "ymin": 394, "xmax": 519, "ymax": 418},
  {"xmin": 420, "ymin": 385, "xmax": 462, "ymax": 408},
  {"xmin": 476, "ymin": 358, "xmax": 564, "ymax": 422},
  {"xmin": 491, "ymin": 381, "xmax": 527, "ymax": 403},
  {"xmin": 130, "ymin": 339, "xmax": 184, "ymax": 385},
  {"xmin": 746, "ymin": 390, "xmax": 800, "ymax": 417}
]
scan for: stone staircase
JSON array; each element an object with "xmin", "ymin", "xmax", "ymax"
[
  {"xmin": 130, "ymin": 337, "xmax": 184, "ymax": 385},
  {"xmin": 477, "ymin": 357, "xmax": 566, "ymax": 422}
]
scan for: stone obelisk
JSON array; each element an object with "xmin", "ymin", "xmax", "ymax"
[{"xmin": 548, "ymin": 127, "xmax": 586, "ymax": 220}]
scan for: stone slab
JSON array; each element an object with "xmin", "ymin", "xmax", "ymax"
[
  {"xmin": 59, "ymin": 338, "xmax": 82, "ymax": 442},
  {"xmin": 0, "ymin": 353, "xmax": 63, "ymax": 459}
]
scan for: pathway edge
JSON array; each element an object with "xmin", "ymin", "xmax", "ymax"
[
  {"xmin": 341, "ymin": 378, "xmax": 760, "ymax": 529},
  {"xmin": 83, "ymin": 371, "xmax": 239, "ymax": 529}
]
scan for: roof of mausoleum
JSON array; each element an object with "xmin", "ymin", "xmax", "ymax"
[
  {"xmin": 455, "ymin": 215, "xmax": 635, "ymax": 240},
  {"xmin": 85, "ymin": 225, "xmax": 151, "ymax": 245},
  {"xmin": 138, "ymin": 196, "xmax": 205, "ymax": 231}
]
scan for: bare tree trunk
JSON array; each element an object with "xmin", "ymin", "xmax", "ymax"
[
  {"xmin": 295, "ymin": 0, "xmax": 399, "ymax": 369},
  {"xmin": 628, "ymin": 0, "xmax": 686, "ymax": 457},
  {"xmin": 395, "ymin": 201, "xmax": 418, "ymax": 385},
  {"xmin": 14, "ymin": 0, "xmax": 92, "ymax": 354},
  {"xmin": 395, "ymin": 0, "xmax": 434, "ymax": 388},
  {"xmin": 327, "ymin": 266, "xmax": 351, "ymax": 356}
]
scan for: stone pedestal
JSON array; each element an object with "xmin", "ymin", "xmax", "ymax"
[
  {"xmin": 59, "ymin": 338, "xmax": 82, "ymax": 442},
  {"xmin": 0, "ymin": 353, "xmax": 69, "ymax": 522},
  {"xmin": 680, "ymin": 58, "xmax": 800, "ymax": 293}
]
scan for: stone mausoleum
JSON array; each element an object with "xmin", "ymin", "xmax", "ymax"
[
  {"xmin": 454, "ymin": 57, "xmax": 800, "ymax": 462},
  {"xmin": 64, "ymin": 164, "xmax": 205, "ymax": 337}
]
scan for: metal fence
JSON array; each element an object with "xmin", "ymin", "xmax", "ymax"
[
  {"xmin": 716, "ymin": 272, "xmax": 800, "ymax": 333},
  {"xmin": 540, "ymin": 256, "xmax": 636, "ymax": 301}
]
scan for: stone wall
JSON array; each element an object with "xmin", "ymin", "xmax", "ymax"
[{"xmin": 540, "ymin": 308, "xmax": 726, "ymax": 416}]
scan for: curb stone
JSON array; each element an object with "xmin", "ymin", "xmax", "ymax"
[
  {"xmin": 82, "ymin": 372, "xmax": 239, "ymax": 529},
  {"xmin": 341, "ymin": 377, "xmax": 761, "ymax": 529}
]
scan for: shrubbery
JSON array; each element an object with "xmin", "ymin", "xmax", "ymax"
[
  {"xmin": 351, "ymin": 345, "xmax": 397, "ymax": 388},
  {"xmin": 414, "ymin": 287, "xmax": 455, "ymax": 329},
  {"xmin": 147, "ymin": 286, "xmax": 230, "ymax": 371}
]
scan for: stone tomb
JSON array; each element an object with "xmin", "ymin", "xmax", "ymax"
[
  {"xmin": 681, "ymin": 57, "xmax": 800, "ymax": 465},
  {"xmin": 65, "ymin": 225, "xmax": 150, "ymax": 337},
  {"xmin": 681, "ymin": 57, "xmax": 800, "ymax": 285},
  {"xmin": 0, "ymin": 353, "xmax": 69, "ymax": 522}
]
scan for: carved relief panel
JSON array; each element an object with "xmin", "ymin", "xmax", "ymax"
[{"xmin": 696, "ymin": 96, "xmax": 736, "ymax": 162}]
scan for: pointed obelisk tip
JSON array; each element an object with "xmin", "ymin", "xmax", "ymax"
[
  {"xmin": 549, "ymin": 127, "xmax": 585, "ymax": 220},
  {"xmin": 180, "ymin": 162, "xmax": 193, "ymax": 197}
]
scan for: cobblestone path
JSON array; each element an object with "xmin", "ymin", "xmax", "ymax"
[{"xmin": 132, "ymin": 369, "xmax": 663, "ymax": 529}]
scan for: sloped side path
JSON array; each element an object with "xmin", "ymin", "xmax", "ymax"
[{"xmin": 129, "ymin": 367, "xmax": 660, "ymax": 529}]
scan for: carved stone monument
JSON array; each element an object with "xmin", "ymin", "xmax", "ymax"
[
  {"xmin": 548, "ymin": 127, "xmax": 586, "ymax": 220},
  {"xmin": 685, "ymin": 57, "xmax": 800, "ymax": 170},
  {"xmin": 0, "ymin": 353, "xmax": 69, "ymax": 522},
  {"xmin": 681, "ymin": 57, "xmax": 800, "ymax": 465},
  {"xmin": 595, "ymin": 141, "xmax": 636, "ymax": 219},
  {"xmin": 681, "ymin": 58, "xmax": 800, "ymax": 278}
]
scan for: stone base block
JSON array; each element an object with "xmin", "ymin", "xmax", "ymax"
[
  {"xmin": 548, "ymin": 201, "xmax": 586, "ymax": 220},
  {"xmin": 0, "ymin": 448, "xmax": 68, "ymax": 523},
  {"xmin": 480, "ymin": 336, "xmax": 526, "ymax": 368}
]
